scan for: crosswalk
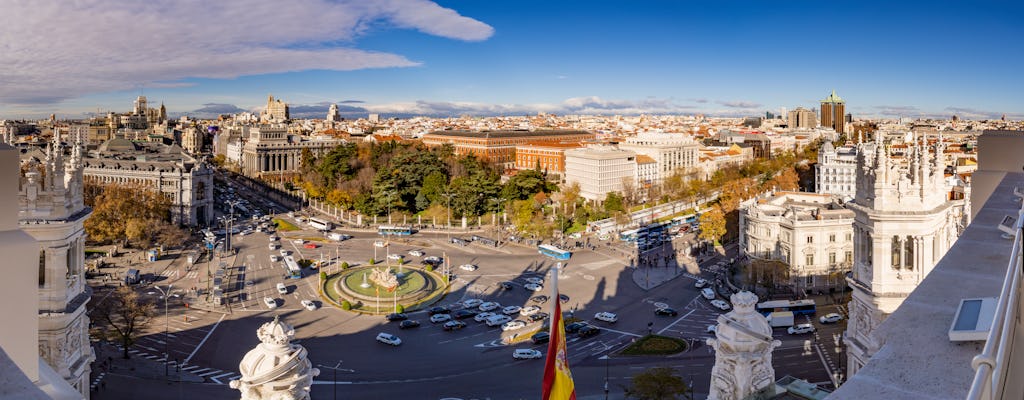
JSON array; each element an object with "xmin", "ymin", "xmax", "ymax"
[
  {"xmin": 121, "ymin": 346, "xmax": 242, "ymax": 384},
  {"xmin": 159, "ymin": 269, "xmax": 199, "ymax": 279}
]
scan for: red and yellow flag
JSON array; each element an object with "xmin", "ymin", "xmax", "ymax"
[{"xmin": 542, "ymin": 299, "xmax": 576, "ymax": 400}]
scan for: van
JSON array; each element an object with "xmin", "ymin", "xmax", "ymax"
[{"xmin": 767, "ymin": 311, "xmax": 795, "ymax": 328}]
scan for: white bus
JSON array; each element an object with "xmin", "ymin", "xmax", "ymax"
[
  {"xmin": 283, "ymin": 256, "xmax": 302, "ymax": 279},
  {"xmin": 309, "ymin": 217, "xmax": 333, "ymax": 231}
]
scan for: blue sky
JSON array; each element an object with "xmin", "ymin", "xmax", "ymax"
[{"xmin": 2, "ymin": 0, "xmax": 1021, "ymax": 120}]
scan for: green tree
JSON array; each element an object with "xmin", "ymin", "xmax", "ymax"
[
  {"xmin": 341, "ymin": 300, "xmax": 352, "ymax": 310},
  {"xmin": 624, "ymin": 367, "xmax": 692, "ymax": 400},
  {"xmin": 500, "ymin": 169, "xmax": 556, "ymax": 201},
  {"xmin": 419, "ymin": 171, "xmax": 448, "ymax": 205},
  {"xmin": 698, "ymin": 207, "xmax": 727, "ymax": 245},
  {"xmin": 90, "ymin": 286, "xmax": 156, "ymax": 359},
  {"xmin": 84, "ymin": 182, "xmax": 175, "ymax": 247},
  {"xmin": 604, "ymin": 192, "xmax": 625, "ymax": 213}
]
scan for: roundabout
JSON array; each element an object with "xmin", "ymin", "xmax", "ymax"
[{"xmin": 322, "ymin": 263, "xmax": 449, "ymax": 314}]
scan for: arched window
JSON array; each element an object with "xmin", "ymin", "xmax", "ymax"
[{"xmin": 891, "ymin": 236, "xmax": 901, "ymax": 268}]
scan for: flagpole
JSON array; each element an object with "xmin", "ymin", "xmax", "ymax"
[{"xmin": 551, "ymin": 262, "xmax": 560, "ymax": 315}]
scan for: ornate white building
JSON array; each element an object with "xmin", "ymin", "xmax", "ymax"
[
  {"xmin": 14, "ymin": 129, "xmax": 94, "ymax": 397},
  {"xmin": 708, "ymin": 291, "xmax": 781, "ymax": 400},
  {"xmin": 239, "ymin": 126, "xmax": 346, "ymax": 179},
  {"xmin": 844, "ymin": 137, "xmax": 968, "ymax": 376},
  {"xmin": 230, "ymin": 316, "xmax": 319, "ymax": 400},
  {"xmin": 617, "ymin": 132, "xmax": 700, "ymax": 184},
  {"xmin": 815, "ymin": 141, "xmax": 860, "ymax": 200}
]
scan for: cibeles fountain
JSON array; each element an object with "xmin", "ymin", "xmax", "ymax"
[
  {"xmin": 707, "ymin": 291, "xmax": 781, "ymax": 400},
  {"xmin": 230, "ymin": 316, "xmax": 320, "ymax": 400}
]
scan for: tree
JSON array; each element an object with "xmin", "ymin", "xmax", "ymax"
[
  {"xmin": 624, "ymin": 367, "xmax": 692, "ymax": 400},
  {"xmin": 604, "ymin": 192, "xmax": 625, "ymax": 213},
  {"xmin": 698, "ymin": 207, "xmax": 727, "ymax": 245},
  {"xmin": 500, "ymin": 169, "xmax": 556, "ymax": 201},
  {"xmin": 561, "ymin": 182, "xmax": 581, "ymax": 217},
  {"xmin": 766, "ymin": 167, "xmax": 800, "ymax": 192},
  {"xmin": 91, "ymin": 286, "xmax": 156, "ymax": 359},
  {"xmin": 84, "ymin": 182, "xmax": 175, "ymax": 247}
]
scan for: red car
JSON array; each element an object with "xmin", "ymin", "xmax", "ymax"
[{"xmin": 303, "ymin": 243, "xmax": 319, "ymax": 249}]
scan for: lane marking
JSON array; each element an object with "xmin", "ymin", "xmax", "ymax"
[
  {"xmin": 185, "ymin": 314, "xmax": 225, "ymax": 364},
  {"xmin": 658, "ymin": 309, "xmax": 695, "ymax": 335}
]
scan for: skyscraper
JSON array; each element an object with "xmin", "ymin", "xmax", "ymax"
[{"xmin": 820, "ymin": 90, "xmax": 846, "ymax": 134}]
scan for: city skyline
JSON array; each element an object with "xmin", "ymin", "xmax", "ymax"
[{"xmin": 1, "ymin": 0, "xmax": 1022, "ymax": 120}]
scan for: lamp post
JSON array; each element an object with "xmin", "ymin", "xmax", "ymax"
[
  {"xmin": 604, "ymin": 355, "xmax": 610, "ymax": 400},
  {"xmin": 441, "ymin": 189, "xmax": 453, "ymax": 241},
  {"xmin": 316, "ymin": 361, "xmax": 353, "ymax": 400},
  {"xmin": 153, "ymin": 284, "xmax": 173, "ymax": 378}
]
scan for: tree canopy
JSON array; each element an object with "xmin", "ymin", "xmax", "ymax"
[
  {"xmin": 84, "ymin": 181, "xmax": 188, "ymax": 248},
  {"xmin": 624, "ymin": 366, "xmax": 692, "ymax": 400}
]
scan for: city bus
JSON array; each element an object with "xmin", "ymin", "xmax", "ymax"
[
  {"xmin": 538, "ymin": 244, "xmax": 571, "ymax": 260},
  {"xmin": 283, "ymin": 255, "xmax": 302, "ymax": 279},
  {"xmin": 378, "ymin": 225, "xmax": 415, "ymax": 236},
  {"xmin": 755, "ymin": 299, "xmax": 817, "ymax": 316},
  {"xmin": 619, "ymin": 229, "xmax": 640, "ymax": 242},
  {"xmin": 309, "ymin": 217, "xmax": 333, "ymax": 231}
]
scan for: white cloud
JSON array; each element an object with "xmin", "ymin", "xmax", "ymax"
[
  {"xmin": 0, "ymin": 0, "xmax": 493, "ymax": 105},
  {"xmin": 362, "ymin": 96, "xmax": 702, "ymax": 117}
]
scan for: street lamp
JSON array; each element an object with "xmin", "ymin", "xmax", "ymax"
[{"xmin": 152, "ymin": 284, "xmax": 173, "ymax": 378}]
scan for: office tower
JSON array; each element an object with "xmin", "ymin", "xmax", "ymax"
[
  {"xmin": 787, "ymin": 107, "xmax": 817, "ymax": 129},
  {"xmin": 820, "ymin": 90, "xmax": 846, "ymax": 134}
]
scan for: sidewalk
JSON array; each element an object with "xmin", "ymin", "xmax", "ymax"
[{"xmin": 89, "ymin": 341, "xmax": 205, "ymax": 394}]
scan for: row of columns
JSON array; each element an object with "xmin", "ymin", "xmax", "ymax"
[{"xmin": 243, "ymin": 150, "xmax": 299, "ymax": 174}]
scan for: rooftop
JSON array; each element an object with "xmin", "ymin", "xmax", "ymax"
[{"xmin": 422, "ymin": 129, "xmax": 592, "ymax": 139}]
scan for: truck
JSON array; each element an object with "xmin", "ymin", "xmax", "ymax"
[
  {"xmin": 326, "ymin": 232, "xmax": 350, "ymax": 242},
  {"xmin": 766, "ymin": 311, "xmax": 795, "ymax": 328}
]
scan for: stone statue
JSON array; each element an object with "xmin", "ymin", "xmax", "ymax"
[
  {"xmin": 707, "ymin": 291, "xmax": 781, "ymax": 400},
  {"xmin": 369, "ymin": 266, "xmax": 398, "ymax": 290},
  {"xmin": 229, "ymin": 316, "xmax": 320, "ymax": 400}
]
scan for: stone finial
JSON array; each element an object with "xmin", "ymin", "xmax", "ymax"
[{"xmin": 729, "ymin": 291, "xmax": 758, "ymax": 314}]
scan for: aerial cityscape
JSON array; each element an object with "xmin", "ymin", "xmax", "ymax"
[{"xmin": 1, "ymin": 2, "xmax": 1023, "ymax": 400}]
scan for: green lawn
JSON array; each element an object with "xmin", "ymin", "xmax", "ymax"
[
  {"xmin": 273, "ymin": 218, "xmax": 300, "ymax": 231},
  {"xmin": 620, "ymin": 335, "xmax": 688, "ymax": 355}
]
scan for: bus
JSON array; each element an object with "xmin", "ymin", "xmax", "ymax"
[
  {"xmin": 378, "ymin": 225, "xmax": 415, "ymax": 236},
  {"xmin": 620, "ymin": 229, "xmax": 640, "ymax": 242},
  {"xmin": 309, "ymin": 217, "xmax": 333, "ymax": 231},
  {"xmin": 283, "ymin": 255, "xmax": 302, "ymax": 279},
  {"xmin": 755, "ymin": 299, "xmax": 817, "ymax": 316},
  {"xmin": 538, "ymin": 244, "xmax": 571, "ymax": 260}
]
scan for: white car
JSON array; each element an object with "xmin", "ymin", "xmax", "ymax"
[
  {"xmin": 519, "ymin": 305, "xmax": 541, "ymax": 316},
  {"xmin": 788, "ymin": 324, "xmax": 816, "ymax": 335},
  {"xmin": 408, "ymin": 250, "xmax": 425, "ymax": 257},
  {"xmin": 513, "ymin": 349, "xmax": 543, "ymax": 359},
  {"xmin": 474, "ymin": 312, "xmax": 496, "ymax": 322},
  {"xmin": 710, "ymin": 299, "xmax": 731, "ymax": 311},
  {"xmin": 430, "ymin": 314, "xmax": 452, "ymax": 324},
  {"xmin": 374, "ymin": 240, "xmax": 386, "ymax": 248},
  {"xmin": 270, "ymin": 255, "xmax": 280, "ymax": 262},
  {"xmin": 524, "ymin": 277, "xmax": 544, "ymax": 285},
  {"xmin": 387, "ymin": 254, "xmax": 403, "ymax": 261},
  {"xmin": 263, "ymin": 297, "xmax": 277, "ymax": 309},
  {"xmin": 819, "ymin": 313, "xmax": 844, "ymax": 324},
  {"xmin": 524, "ymin": 283, "xmax": 543, "ymax": 292},
  {"xmin": 292, "ymin": 239, "xmax": 304, "ymax": 244},
  {"xmin": 268, "ymin": 243, "xmax": 278, "ymax": 250},
  {"xmin": 276, "ymin": 283, "xmax": 288, "ymax": 295},
  {"xmin": 301, "ymin": 300, "xmax": 317, "ymax": 311},
  {"xmin": 462, "ymin": 299, "xmax": 483, "ymax": 308},
  {"xmin": 280, "ymin": 250, "xmax": 289, "ymax": 257},
  {"xmin": 598, "ymin": 234, "xmax": 611, "ymax": 241},
  {"xmin": 594, "ymin": 312, "xmax": 618, "ymax": 323},
  {"xmin": 459, "ymin": 264, "xmax": 478, "ymax": 271},
  {"xmin": 269, "ymin": 236, "xmax": 279, "ymax": 242},
  {"xmin": 707, "ymin": 324, "xmax": 717, "ymax": 333},
  {"xmin": 501, "ymin": 320, "xmax": 526, "ymax": 331},
  {"xmin": 486, "ymin": 315, "xmax": 512, "ymax": 327},
  {"xmin": 694, "ymin": 278, "xmax": 708, "ymax": 288},
  {"xmin": 502, "ymin": 305, "xmax": 522, "ymax": 315},
  {"xmin": 479, "ymin": 302, "xmax": 501, "ymax": 312},
  {"xmin": 701, "ymin": 288, "xmax": 716, "ymax": 300},
  {"xmin": 375, "ymin": 332, "xmax": 402, "ymax": 346}
]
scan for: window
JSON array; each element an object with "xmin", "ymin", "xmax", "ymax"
[
  {"xmin": 807, "ymin": 236, "xmax": 814, "ymax": 244},
  {"xmin": 829, "ymin": 234, "xmax": 836, "ymax": 243},
  {"xmin": 805, "ymin": 253, "xmax": 814, "ymax": 266},
  {"xmin": 38, "ymin": 249, "xmax": 46, "ymax": 287},
  {"xmin": 846, "ymin": 233, "xmax": 852, "ymax": 242},
  {"xmin": 829, "ymin": 252, "xmax": 836, "ymax": 265},
  {"xmin": 845, "ymin": 251, "xmax": 853, "ymax": 264},
  {"xmin": 905, "ymin": 235, "xmax": 914, "ymax": 269},
  {"xmin": 891, "ymin": 236, "xmax": 901, "ymax": 268},
  {"xmin": 806, "ymin": 275, "xmax": 814, "ymax": 286}
]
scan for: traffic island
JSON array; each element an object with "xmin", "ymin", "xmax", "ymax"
[
  {"xmin": 321, "ymin": 265, "xmax": 449, "ymax": 314},
  {"xmin": 619, "ymin": 334, "xmax": 689, "ymax": 356}
]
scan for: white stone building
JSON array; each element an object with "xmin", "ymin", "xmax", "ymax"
[
  {"xmin": 815, "ymin": 141, "xmax": 860, "ymax": 200},
  {"xmin": 564, "ymin": 146, "xmax": 636, "ymax": 202},
  {"xmin": 635, "ymin": 154, "xmax": 657, "ymax": 188},
  {"xmin": 739, "ymin": 191, "xmax": 856, "ymax": 291},
  {"xmin": 844, "ymin": 138, "xmax": 968, "ymax": 377},
  {"xmin": 239, "ymin": 126, "xmax": 346, "ymax": 179},
  {"xmin": 617, "ymin": 132, "xmax": 700, "ymax": 184},
  {"xmin": 180, "ymin": 125, "xmax": 203, "ymax": 155}
]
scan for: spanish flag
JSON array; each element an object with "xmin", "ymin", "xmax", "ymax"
[{"xmin": 542, "ymin": 299, "xmax": 576, "ymax": 400}]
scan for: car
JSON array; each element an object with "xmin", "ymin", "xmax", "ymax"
[
  {"xmin": 707, "ymin": 324, "xmax": 718, "ymax": 333},
  {"xmin": 270, "ymin": 255, "xmax": 280, "ymax": 262},
  {"xmin": 387, "ymin": 254, "xmax": 403, "ymax": 261},
  {"xmin": 598, "ymin": 234, "xmax": 611, "ymax": 241},
  {"xmin": 819, "ymin": 313, "xmax": 844, "ymax": 324},
  {"xmin": 525, "ymin": 277, "xmax": 544, "ymax": 285},
  {"xmin": 303, "ymin": 242, "xmax": 318, "ymax": 249},
  {"xmin": 501, "ymin": 320, "xmax": 526, "ymax": 331},
  {"xmin": 292, "ymin": 239, "xmax": 305, "ymax": 244},
  {"xmin": 499, "ymin": 281, "xmax": 515, "ymax": 290},
  {"xmin": 577, "ymin": 325, "xmax": 600, "ymax": 338},
  {"xmin": 524, "ymin": 283, "xmax": 543, "ymax": 292},
  {"xmin": 565, "ymin": 322, "xmax": 588, "ymax": 334},
  {"xmin": 520, "ymin": 305, "xmax": 541, "ymax": 316},
  {"xmin": 423, "ymin": 256, "xmax": 443, "ymax": 265},
  {"xmin": 531, "ymin": 331, "xmax": 550, "ymax": 344},
  {"xmin": 655, "ymin": 307, "xmax": 678, "ymax": 317},
  {"xmin": 443, "ymin": 320, "xmax": 467, "ymax": 331},
  {"xmin": 502, "ymin": 305, "xmax": 522, "ymax": 315},
  {"xmin": 559, "ymin": 294, "xmax": 570, "ymax": 303},
  {"xmin": 701, "ymin": 288, "xmax": 716, "ymax": 300},
  {"xmin": 486, "ymin": 315, "xmax": 513, "ymax": 327},
  {"xmin": 694, "ymin": 278, "xmax": 708, "ymax": 288},
  {"xmin": 399, "ymin": 320, "xmax": 420, "ymax": 329},
  {"xmin": 710, "ymin": 299, "xmax": 731, "ymax": 311},
  {"xmin": 478, "ymin": 302, "xmax": 500, "ymax": 312},
  {"xmin": 530, "ymin": 295, "xmax": 549, "ymax": 304},
  {"xmin": 430, "ymin": 314, "xmax": 452, "ymax": 324},
  {"xmin": 513, "ymin": 349, "xmax": 543, "ymax": 359},
  {"xmin": 462, "ymin": 299, "xmax": 483, "ymax": 308},
  {"xmin": 428, "ymin": 306, "xmax": 450, "ymax": 315},
  {"xmin": 263, "ymin": 297, "xmax": 277, "ymax": 309},
  {"xmin": 268, "ymin": 243, "xmax": 278, "ymax": 250},
  {"xmin": 408, "ymin": 250, "xmax": 425, "ymax": 257},
  {"xmin": 374, "ymin": 240, "xmax": 386, "ymax": 248},
  {"xmin": 385, "ymin": 313, "xmax": 408, "ymax": 322},
  {"xmin": 594, "ymin": 312, "xmax": 618, "ymax": 323},
  {"xmin": 459, "ymin": 264, "xmax": 478, "ymax": 271},
  {"xmin": 276, "ymin": 283, "xmax": 288, "ymax": 295},
  {"xmin": 474, "ymin": 312, "xmax": 496, "ymax": 322},
  {"xmin": 269, "ymin": 235, "xmax": 279, "ymax": 241},
  {"xmin": 300, "ymin": 300, "xmax": 317, "ymax": 311},
  {"xmin": 788, "ymin": 324, "xmax": 816, "ymax": 335},
  {"xmin": 452, "ymin": 309, "xmax": 477, "ymax": 320},
  {"xmin": 375, "ymin": 332, "xmax": 402, "ymax": 346},
  {"xmin": 280, "ymin": 250, "xmax": 289, "ymax": 257},
  {"xmin": 529, "ymin": 312, "xmax": 549, "ymax": 322}
]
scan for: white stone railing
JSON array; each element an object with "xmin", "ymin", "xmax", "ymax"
[{"xmin": 967, "ymin": 218, "xmax": 1023, "ymax": 400}]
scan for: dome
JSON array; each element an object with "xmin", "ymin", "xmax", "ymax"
[
  {"xmin": 821, "ymin": 140, "xmax": 835, "ymax": 153},
  {"xmin": 97, "ymin": 138, "xmax": 138, "ymax": 153}
]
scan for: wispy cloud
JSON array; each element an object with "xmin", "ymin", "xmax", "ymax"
[
  {"xmin": 874, "ymin": 105, "xmax": 921, "ymax": 116},
  {"xmin": 943, "ymin": 106, "xmax": 1013, "ymax": 120},
  {"xmin": 0, "ymin": 0, "xmax": 493, "ymax": 105},
  {"xmin": 361, "ymin": 96, "xmax": 701, "ymax": 117},
  {"xmin": 716, "ymin": 100, "xmax": 762, "ymax": 108}
]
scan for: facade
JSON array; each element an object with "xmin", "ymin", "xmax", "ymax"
[
  {"xmin": 815, "ymin": 141, "xmax": 860, "ymax": 199},
  {"xmin": 82, "ymin": 137, "xmax": 215, "ymax": 226},
  {"xmin": 635, "ymin": 154, "xmax": 657, "ymax": 188},
  {"xmin": 326, "ymin": 104, "xmax": 341, "ymax": 123},
  {"xmin": 844, "ymin": 138, "xmax": 967, "ymax": 377},
  {"xmin": 240, "ymin": 126, "xmax": 346, "ymax": 179},
  {"xmin": 787, "ymin": 107, "xmax": 818, "ymax": 129},
  {"xmin": 739, "ymin": 192, "xmax": 856, "ymax": 291},
  {"xmin": 617, "ymin": 132, "xmax": 700, "ymax": 184},
  {"xmin": 180, "ymin": 125, "xmax": 202, "ymax": 155},
  {"xmin": 513, "ymin": 142, "xmax": 581, "ymax": 179},
  {"xmin": 12, "ymin": 131, "xmax": 94, "ymax": 397},
  {"xmin": 820, "ymin": 90, "xmax": 846, "ymax": 135},
  {"xmin": 421, "ymin": 130, "xmax": 595, "ymax": 169},
  {"xmin": 564, "ymin": 146, "xmax": 636, "ymax": 202},
  {"xmin": 261, "ymin": 95, "xmax": 290, "ymax": 123}
]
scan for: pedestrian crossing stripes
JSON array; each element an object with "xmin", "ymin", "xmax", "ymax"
[
  {"xmin": 186, "ymin": 271, "xmax": 199, "ymax": 279},
  {"xmin": 112, "ymin": 344, "xmax": 242, "ymax": 384}
]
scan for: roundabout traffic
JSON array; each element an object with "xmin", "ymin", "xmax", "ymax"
[{"xmin": 323, "ymin": 263, "xmax": 449, "ymax": 314}]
